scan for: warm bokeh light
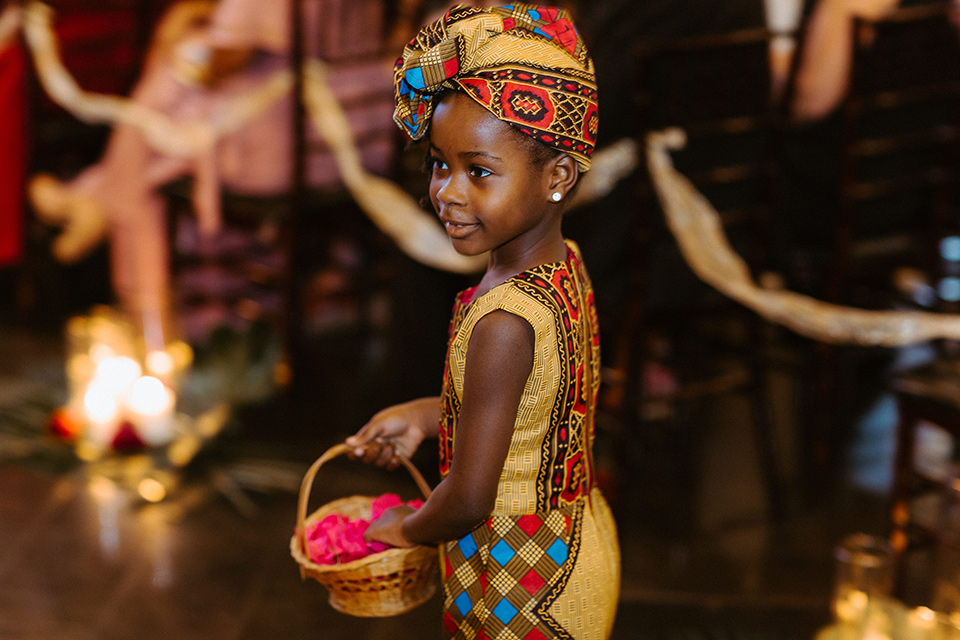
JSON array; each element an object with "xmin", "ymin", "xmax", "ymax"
[
  {"xmin": 167, "ymin": 340, "xmax": 194, "ymax": 370},
  {"xmin": 83, "ymin": 380, "xmax": 119, "ymax": 424},
  {"xmin": 88, "ymin": 475, "xmax": 117, "ymax": 502},
  {"xmin": 834, "ymin": 589, "xmax": 868, "ymax": 624},
  {"xmin": 67, "ymin": 353, "xmax": 93, "ymax": 385},
  {"xmin": 909, "ymin": 606, "xmax": 937, "ymax": 629},
  {"xmin": 137, "ymin": 477, "xmax": 167, "ymax": 503},
  {"xmin": 88, "ymin": 343, "xmax": 115, "ymax": 364},
  {"xmin": 128, "ymin": 376, "xmax": 172, "ymax": 416},
  {"xmin": 145, "ymin": 349, "xmax": 175, "ymax": 377},
  {"xmin": 94, "ymin": 356, "xmax": 142, "ymax": 396}
]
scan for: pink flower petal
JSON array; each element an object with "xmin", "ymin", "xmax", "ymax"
[
  {"xmin": 304, "ymin": 494, "xmax": 430, "ymax": 564},
  {"xmin": 307, "ymin": 537, "xmax": 334, "ymax": 564},
  {"xmin": 367, "ymin": 540, "xmax": 390, "ymax": 554},
  {"xmin": 370, "ymin": 493, "xmax": 403, "ymax": 521}
]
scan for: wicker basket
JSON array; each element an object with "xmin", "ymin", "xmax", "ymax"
[{"xmin": 290, "ymin": 443, "xmax": 439, "ymax": 617}]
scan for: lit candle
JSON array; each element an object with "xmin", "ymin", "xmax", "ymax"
[
  {"xmin": 904, "ymin": 607, "xmax": 938, "ymax": 640},
  {"xmin": 835, "ymin": 589, "xmax": 869, "ymax": 624},
  {"xmin": 94, "ymin": 356, "xmax": 142, "ymax": 397},
  {"xmin": 82, "ymin": 380, "xmax": 120, "ymax": 447},
  {"xmin": 126, "ymin": 376, "xmax": 175, "ymax": 446}
]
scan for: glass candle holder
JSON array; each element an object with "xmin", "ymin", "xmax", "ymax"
[
  {"xmin": 833, "ymin": 533, "xmax": 895, "ymax": 627},
  {"xmin": 933, "ymin": 470, "xmax": 960, "ymax": 616}
]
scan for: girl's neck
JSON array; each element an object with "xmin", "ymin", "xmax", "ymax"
[{"xmin": 475, "ymin": 232, "xmax": 568, "ymax": 298}]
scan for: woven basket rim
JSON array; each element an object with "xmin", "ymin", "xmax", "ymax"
[{"xmin": 290, "ymin": 531, "xmax": 434, "ymax": 574}]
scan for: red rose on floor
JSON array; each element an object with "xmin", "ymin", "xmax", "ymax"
[{"xmin": 111, "ymin": 421, "xmax": 145, "ymax": 451}]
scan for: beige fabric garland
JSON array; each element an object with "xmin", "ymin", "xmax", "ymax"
[
  {"xmin": 12, "ymin": 0, "xmax": 632, "ymax": 275},
  {"xmin": 646, "ymin": 127, "xmax": 960, "ymax": 346},
  {"xmin": 16, "ymin": 0, "xmax": 957, "ymax": 343},
  {"xmin": 16, "ymin": 1, "xmax": 484, "ymax": 273},
  {"xmin": 21, "ymin": 2, "xmax": 292, "ymax": 158}
]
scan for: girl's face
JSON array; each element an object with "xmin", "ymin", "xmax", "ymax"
[{"xmin": 427, "ymin": 92, "xmax": 557, "ymax": 258}]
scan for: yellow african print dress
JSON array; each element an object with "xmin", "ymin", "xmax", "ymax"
[{"xmin": 437, "ymin": 240, "xmax": 620, "ymax": 640}]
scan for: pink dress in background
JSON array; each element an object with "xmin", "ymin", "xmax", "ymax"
[{"xmin": 61, "ymin": 0, "xmax": 395, "ymax": 340}]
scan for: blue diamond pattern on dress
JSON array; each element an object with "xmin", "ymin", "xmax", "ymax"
[
  {"xmin": 546, "ymin": 538, "xmax": 568, "ymax": 565},
  {"xmin": 492, "ymin": 598, "xmax": 518, "ymax": 624},
  {"xmin": 458, "ymin": 532, "xmax": 478, "ymax": 558},
  {"xmin": 490, "ymin": 539, "xmax": 516, "ymax": 567},
  {"xmin": 454, "ymin": 590, "xmax": 473, "ymax": 617}
]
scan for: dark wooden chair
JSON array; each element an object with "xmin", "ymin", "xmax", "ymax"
[
  {"xmin": 888, "ymin": 357, "xmax": 960, "ymax": 602},
  {"xmin": 604, "ymin": 26, "xmax": 798, "ymax": 527},
  {"xmin": 164, "ymin": 0, "xmax": 399, "ymax": 384},
  {"xmin": 829, "ymin": 2, "xmax": 960, "ymax": 307},
  {"xmin": 804, "ymin": 1, "xmax": 960, "ymax": 504}
]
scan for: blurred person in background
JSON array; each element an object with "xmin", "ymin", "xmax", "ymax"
[{"xmin": 27, "ymin": 0, "xmax": 394, "ymax": 343}]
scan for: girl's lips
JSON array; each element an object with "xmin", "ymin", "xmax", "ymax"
[{"xmin": 443, "ymin": 220, "xmax": 479, "ymax": 239}]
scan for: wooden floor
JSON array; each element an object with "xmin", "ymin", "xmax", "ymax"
[
  {"xmin": 0, "ymin": 458, "xmax": 837, "ymax": 640},
  {"xmin": 0, "ymin": 323, "xmax": 890, "ymax": 639}
]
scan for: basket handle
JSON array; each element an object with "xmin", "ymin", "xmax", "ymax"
[{"xmin": 295, "ymin": 442, "xmax": 433, "ymax": 560}]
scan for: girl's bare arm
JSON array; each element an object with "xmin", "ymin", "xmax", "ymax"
[{"xmin": 368, "ymin": 310, "xmax": 533, "ymax": 546}]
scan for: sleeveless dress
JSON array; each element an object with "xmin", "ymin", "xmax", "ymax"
[{"xmin": 437, "ymin": 240, "xmax": 620, "ymax": 640}]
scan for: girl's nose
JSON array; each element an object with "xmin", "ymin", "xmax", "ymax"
[{"xmin": 435, "ymin": 173, "xmax": 466, "ymax": 207}]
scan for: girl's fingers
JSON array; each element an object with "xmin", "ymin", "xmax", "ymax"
[
  {"xmin": 346, "ymin": 423, "xmax": 380, "ymax": 457},
  {"xmin": 361, "ymin": 439, "xmax": 383, "ymax": 464},
  {"xmin": 358, "ymin": 437, "xmax": 398, "ymax": 467},
  {"xmin": 377, "ymin": 441, "xmax": 398, "ymax": 469},
  {"xmin": 346, "ymin": 425, "xmax": 405, "ymax": 467}
]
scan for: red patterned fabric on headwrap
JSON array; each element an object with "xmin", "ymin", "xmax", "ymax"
[{"xmin": 393, "ymin": 4, "xmax": 598, "ymax": 171}]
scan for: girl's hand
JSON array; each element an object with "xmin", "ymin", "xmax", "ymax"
[
  {"xmin": 365, "ymin": 505, "xmax": 416, "ymax": 548},
  {"xmin": 346, "ymin": 398, "xmax": 438, "ymax": 469}
]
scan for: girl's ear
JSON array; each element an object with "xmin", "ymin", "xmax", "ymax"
[{"xmin": 546, "ymin": 154, "xmax": 579, "ymax": 203}]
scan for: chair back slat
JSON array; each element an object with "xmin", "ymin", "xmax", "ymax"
[{"xmin": 830, "ymin": 1, "xmax": 960, "ymax": 306}]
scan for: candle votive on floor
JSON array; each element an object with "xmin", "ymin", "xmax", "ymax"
[{"xmin": 833, "ymin": 533, "xmax": 895, "ymax": 626}]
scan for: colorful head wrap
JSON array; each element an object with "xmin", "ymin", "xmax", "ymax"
[{"xmin": 393, "ymin": 4, "xmax": 598, "ymax": 171}]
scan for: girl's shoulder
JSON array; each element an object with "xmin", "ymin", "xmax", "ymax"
[{"xmin": 475, "ymin": 243, "xmax": 588, "ymax": 320}]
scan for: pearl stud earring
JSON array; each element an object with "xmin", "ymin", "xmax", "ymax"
[{"xmin": 551, "ymin": 192, "xmax": 562, "ymax": 202}]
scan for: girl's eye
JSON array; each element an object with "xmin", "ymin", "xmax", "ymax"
[
  {"xmin": 470, "ymin": 166, "xmax": 492, "ymax": 178},
  {"xmin": 424, "ymin": 155, "xmax": 448, "ymax": 173}
]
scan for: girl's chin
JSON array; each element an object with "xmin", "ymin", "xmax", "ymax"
[{"xmin": 449, "ymin": 238, "xmax": 488, "ymax": 257}]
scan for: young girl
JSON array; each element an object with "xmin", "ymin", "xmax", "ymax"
[{"xmin": 346, "ymin": 5, "xmax": 620, "ymax": 638}]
